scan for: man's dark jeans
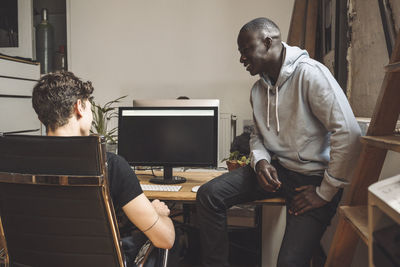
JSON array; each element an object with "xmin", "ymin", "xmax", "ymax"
[{"xmin": 196, "ymin": 162, "xmax": 342, "ymax": 267}]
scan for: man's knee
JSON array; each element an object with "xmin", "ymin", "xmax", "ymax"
[{"xmin": 196, "ymin": 181, "xmax": 226, "ymax": 211}]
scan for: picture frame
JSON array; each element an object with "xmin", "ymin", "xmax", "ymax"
[{"xmin": 0, "ymin": 0, "xmax": 33, "ymax": 59}]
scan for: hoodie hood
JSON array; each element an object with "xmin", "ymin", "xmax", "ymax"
[{"xmin": 260, "ymin": 42, "xmax": 309, "ymax": 88}]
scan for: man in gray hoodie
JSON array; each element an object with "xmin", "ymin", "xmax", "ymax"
[{"xmin": 196, "ymin": 17, "xmax": 361, "ymax": 267}]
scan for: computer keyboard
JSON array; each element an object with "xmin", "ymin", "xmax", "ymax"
[{"xmin": 140, "ymin": 184, "xmax": 182, "ymax": 192}]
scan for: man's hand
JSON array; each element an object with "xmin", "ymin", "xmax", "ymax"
[
  {"xmin": 289, "ymin": 185, "xmax": 327, "ymax": 215},
  {"xmin": 151, "ymin": 199, "xmax": 170, "ymax": 216},
  {"xmin": 255, "ymin": 159, "xmax": 281, "ymax": 192}
]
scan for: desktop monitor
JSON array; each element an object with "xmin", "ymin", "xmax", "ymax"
[{"xmin": 118, "ymin": 99, "xmax": 219, "ymax": 184}]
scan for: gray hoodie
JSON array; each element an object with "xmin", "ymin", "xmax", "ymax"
[{"xmin": 249, "ymin": 42, "xmax": 361, "ymax": 201}]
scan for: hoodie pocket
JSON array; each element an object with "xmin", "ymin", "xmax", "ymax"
[
  {"xmin": 296, "ymin": 136, "xmax": 322, "ymax": 163},
  {"xmin": 297, "ymin": 152, "xmax": 311, "ymax": 163}
]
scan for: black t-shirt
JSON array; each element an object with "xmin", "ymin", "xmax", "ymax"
[{"xmin": 106, "ymin": 152, "xmax": 143, "ymax": 236}]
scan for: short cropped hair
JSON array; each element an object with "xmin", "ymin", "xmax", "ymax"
[
  {"xmin": 32, "ymin": 71, "xmax": 94, "ymax": 132},
  {"xmin": 240, "ymin": 17, "xmax": 280, "ymax": 37}
]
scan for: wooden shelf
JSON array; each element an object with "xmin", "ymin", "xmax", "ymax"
[
  {"xmin": 384, "ymin": 61, "xmax": 400, "ymax": 72},
  {"xmin": 326, "ymin": 24, "xmax": 400, "ymax": 267},
  {"xmin": 0, "ymin": 54, "xmax": 39, "ymax": 65},
  {"xmin": 339, "ymin": 205, "xmax": 369, "ymax": 244},
  {"xmin": 361, "ymin": 135, "xmax": 400, "ymax": 153}
]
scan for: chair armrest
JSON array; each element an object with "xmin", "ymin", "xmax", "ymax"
[
  {"xmin": 0, "ymin": 247, "xmax": 6, "ymax": 266},
  {"xmin": 134, "ymin": 240, "xmax": 168, "ymax": 267}
]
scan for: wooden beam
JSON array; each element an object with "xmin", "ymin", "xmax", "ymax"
[
  {"xmin": 326, "ymin": 19, "xmax": 400, "ymax": 267},
  {"xmin": 340, "ymin": 206, "xmax": 369, "ymax": 244},
  {"xmin": 304, "ymin": 0, "xmax": 318, "ymax": 58},
  {"xmin": 345, "ymin": 144, "xmax": 387, "ymax": 205},
  {"xmin": 368, "ymin": 32, "xmax": 400, "ymax": 136},
  {"xmin": 287, "ymin": 0, "xmax": 308, "ymax": 48},
  {"xmin": 287, "ymin": 0, "xmax": 318, "ymax": 59},
  {"xmin": 384, "ymin": 61, "xmax": 400, "ymax": 72},
  {"xmin": 361, "ymin": 135, "xmax": 400, "ymax": 153},
  {"xmin": 325, "ymin": 217, "xmax": 361, "ymax": 267}
]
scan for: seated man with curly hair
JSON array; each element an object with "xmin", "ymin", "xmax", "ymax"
[{"xmin": 32, "ymin": 71, "xmax": 175, "ymax": 266}]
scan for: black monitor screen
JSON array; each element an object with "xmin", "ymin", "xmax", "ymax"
[{"xmin": 118, "ymin": 106, "xmax": 218, "ymax": 170}]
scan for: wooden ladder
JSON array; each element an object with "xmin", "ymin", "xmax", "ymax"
[{"xmin": 325, "ymin": 32, "xmax": 400, "ymax": 266}]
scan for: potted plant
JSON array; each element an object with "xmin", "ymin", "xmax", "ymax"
[
  {"xmin": 221, "ymin": 151, "xmax": 250, "ymax": 171},
  {"xmin": 90, "ymin": 95, "xmax": 127, "ymax": 152}
]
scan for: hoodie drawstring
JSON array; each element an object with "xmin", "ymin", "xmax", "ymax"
[
  {"xmin": 266, "ymin": 85, "xmax": 270, "ymax": 130},
  {"xmin": 275, "ymin": 86, "xmax": 280, "ymax": 134},
  {"xmin": 266, "ymin": 85, "xmax": 280, "ymax": 134}
]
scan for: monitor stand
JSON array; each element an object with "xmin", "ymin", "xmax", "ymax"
[{"xmin": 149, "ymin": 166, "xmax": 186, "ymax": 184}]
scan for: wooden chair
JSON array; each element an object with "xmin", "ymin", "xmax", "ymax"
[{"xmin": 0, "ymin": 134, "xmax": 167, "ymax": 267}]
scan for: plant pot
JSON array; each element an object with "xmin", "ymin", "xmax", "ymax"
[{"xmin": 226, "ymin": 160, "xmax": 247, "ymax": 171}]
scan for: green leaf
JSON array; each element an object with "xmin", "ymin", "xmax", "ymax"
[
  {"xmin": 90, "ymin": 95, "xmax": 128, "ymax": 143},
  {"xmin": 222, "ymin": 150, "xmax": 250, "ymax": 164}
]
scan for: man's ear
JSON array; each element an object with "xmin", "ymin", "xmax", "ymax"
[
  {"xmin": 263, "ymin": 36, "xmax": 273, "ymax": 50},
  {"xmin": 75, "ymin": 99, "xmax": 84, "ymax": 118}
]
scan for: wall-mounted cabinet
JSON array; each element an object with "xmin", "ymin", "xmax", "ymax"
[{"xmin": 0, "ymin": 55, "xmax": 41, "ymax": 135}]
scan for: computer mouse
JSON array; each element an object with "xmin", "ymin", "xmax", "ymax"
[{"xmin": 191, "ymin": 185, "xmax": 200, "ymax": 193}]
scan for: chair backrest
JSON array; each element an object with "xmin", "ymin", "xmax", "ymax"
[{"xmin": 0, "ymin": 134, "xmax": 124, "ymax": 267}]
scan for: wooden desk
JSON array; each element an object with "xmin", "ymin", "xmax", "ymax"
[
  {"xmin": 136, "ymin": 169, "xmax": 285, "ymax": 205},
  {"xmin": 136, "ymin": 169, "xmax": 285, "ymax": 267}
]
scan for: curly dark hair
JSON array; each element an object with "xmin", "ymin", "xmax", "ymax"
[{"xmin": 32, "ymin": 71, "xmax": 94, "ymax": 132}]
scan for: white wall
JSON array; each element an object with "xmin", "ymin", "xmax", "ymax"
[{"xmin": 67, "ymin": 0, "xmax": 294, "ymax": 134}]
